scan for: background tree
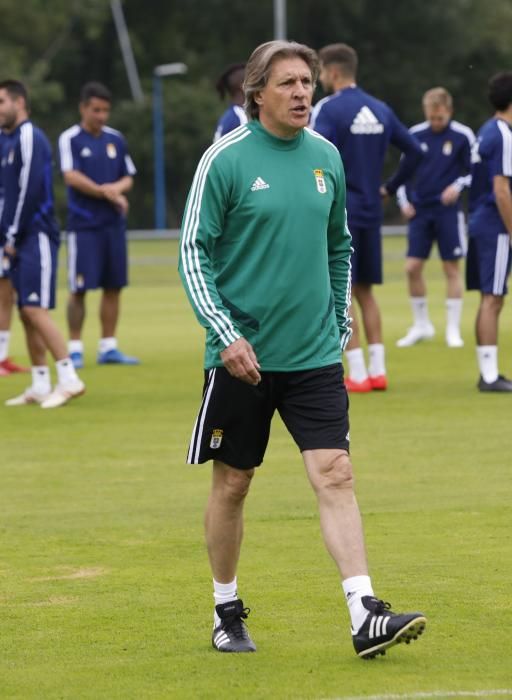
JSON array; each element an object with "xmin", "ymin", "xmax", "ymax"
[{"xmin": 1, "ymin": 0, "xmax": 512, "ymax": 227}]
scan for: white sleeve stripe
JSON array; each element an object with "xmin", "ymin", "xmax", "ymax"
[
  {"xmin": 58, "ymin": 125, "xmax": 80, "ymax": 172},
  {"xmin": 233, "ymin": 105, "xmax": 248, "ymax": 126},
  {"xmin": 181, "ymin": 125, "xmax": 251, "ymax": 346},
  {"xmin": 497, "ymin": 120, "xmax": 512, "ymax": 176},
  {"xmin": 409, "ymin": 121, "xmax": 429, "ymax": 134},
  {"xmin": 450, "ymin": 120, "xmax": 476, "ymax": 145},
  {"xmin": 124, "ymin": 154, "xmax": 136, "ymax": 175},
  {"xmin": 305, "ymin": 127, "xmax": 340, "ymax": 155},
  {"xmin": 396, "ymin": 185, "xmax": 409, "ymax": 207},
  {"xmin": 309, "ymin": 96, "xmax": 331, "ymax": 129},
  {"xmin": 8, "ymin": 122, "xmax": 33, "ymax": 239}
]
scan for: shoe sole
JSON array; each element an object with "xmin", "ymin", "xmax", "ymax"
[
  {"xmin": 41, "ymin": 387, "xmax": 86, "ymax": 409},
  {"xmin": 211, "ymin": 642, "xmax": 256, "ymax": 653},
  {"xmin": 358, "ymin": 616, "xmax": 427, "ymax": 659}
]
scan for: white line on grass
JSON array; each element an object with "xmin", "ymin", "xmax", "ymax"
[{"xmin": 326, "ymin": 690, "xmax": 512, "ymax": 700}]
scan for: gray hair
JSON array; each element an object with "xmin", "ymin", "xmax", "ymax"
[{"xmin": 243, "ymin": 40, "xmax": 319, "ymax": 120}]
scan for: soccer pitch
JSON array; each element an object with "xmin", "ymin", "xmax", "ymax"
[{"xmin": 1, "ymin": 237, "xmax": 511, "ymax": 699}]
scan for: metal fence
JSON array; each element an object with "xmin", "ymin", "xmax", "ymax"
[{"xmin": 125, "ymin": 225, "xmax": 407, "ymax": 240}]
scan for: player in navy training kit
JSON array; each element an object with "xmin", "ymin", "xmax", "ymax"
[
  {"xmin": 396, "ymin": 88, "xmax": 474, "ymax": 349},
  {"xmin": 0, "ymin": 128, "xmax": 28, "ymax": 376},
  {"xmin": 311, "ymin": 44, "xmax": 422, "ymax": 392},
  {"xmin": 467, "ymin": 72, "xmax": 512, "ymax": 392},
  {"xmin": 213, "ymin": 63, "xmax": 247, "ymax": 142},
  {"xmin": 0, "ymin": 80, "xmax": 84, "ymax": 408},
  {"xmin": 58, "ymin": 82, "xmax": 138, "ymax": 369}
]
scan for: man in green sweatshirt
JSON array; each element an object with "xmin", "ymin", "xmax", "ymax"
[{"xmin": 179, "ymin": 40, "xmax": 426, "ymax": 658}]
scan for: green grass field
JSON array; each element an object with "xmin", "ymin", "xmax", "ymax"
[{"xmin": 1, "ymin": 237, "xmax": 511, "ymax": 700}]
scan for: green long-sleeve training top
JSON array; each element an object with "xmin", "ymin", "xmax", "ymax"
[{"xmin": 178, "ymin": 119, "xmax": 353, "ymax": 371}]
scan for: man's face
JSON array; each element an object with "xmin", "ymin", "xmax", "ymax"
[
  {"xmin": 0, "ymin": 89, "xmax": 22, "ymax": 131},
  {"xmin": 319, "ymin": 63, "xmax": 335, "ymax": 93},
  {"xmin": 255, "ymin": 56, "xmax": 313, "ymax": 138},
  {"xmin": 424, "ymin": 104, "xmax": 452, "ymax": 133},
  {"xmin": 80, "ymin": 97, "xmax": 111, "ymax": 135}
]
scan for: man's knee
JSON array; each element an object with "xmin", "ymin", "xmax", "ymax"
[
  {"xmin": 312, "ymin": 452, "xmax": 355, "ymax": 492},
  {"xmin": 405, "ymin": 258, "xmax": 423, "ymax": 277},
  {"xmin": 213, "ymin": 462, "xmax": 255, "ymax": 501},
  {"xmin": 481, "ymin": 294, "xmax": 504, "ymax": 313},
  {"xmin": 20, "ymin": 305, "xmax": 42, "ymax": 325}
]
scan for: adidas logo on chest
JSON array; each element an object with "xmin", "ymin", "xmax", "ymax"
[
  {"xmin": 350, "ymin": 106, "xmax": 384, "ymax": 134},
  {"xmin": 250, "ymin": 177, "xmax": 270, "ymax": 192}
]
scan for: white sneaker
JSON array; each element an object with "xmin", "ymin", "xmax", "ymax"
[
  {"xmin": 40, "ymin": 379, "xmax": 85, "ymax": 409},
  {"xmin": 5, "ymin": 387, "xmax": 50, "ymax": 406},
  {"xmin": 446, "ymin": 329, "xmax": 464, "ymax": 348},
  {"xmin": 396, "ymin": 322, "xmax": 435, "ymax": 347}
]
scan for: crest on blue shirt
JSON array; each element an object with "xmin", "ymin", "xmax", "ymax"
[
  {"xmin": 106, "ymin": 143, "xmax": 117, "ymax": 159},
  {"xmin": 314, "ymin": 169, "xmax": 327, "ymax": 194},
  {"xmin": 442, "ymin": 140, "xmax": 453, "ymax": 156},
  {"xmin": 7, "ymin": 148, "xmax": 14, "ymax": 164}
]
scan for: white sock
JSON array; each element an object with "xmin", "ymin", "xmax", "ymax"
[
  {"xmin": 56, "ymin": 357, "xmax": 79, "ymax": 385},
  {"xmin": 99, "ymin": 337, "xmax": 117, "ymax": 354},
  {"xmin": 368, "ymin": 343, "xmax": 386, "ymax": 377},
  {"xmin": 213, "ymin": 577, "xmax": 238, "ymax": 627},
  {"xmin": 344, "ymin": 348, "xmax": 368, "ymax": 382},
  {"xmin": 342, "ymin": 575, "xmax": 375, "ymax": 633},
  {"xmin": 446, "ymin": 298, "xmax": 463, "ymax": 333},
  {"xmin": 31, "ymin": 366, "xmax": 51, "ymax": 395},
  {"xmin": 410, "ymin": 297, "xmax": 430, "ymax": 326},
  {"xmin": 0, "ymin": 330, "xmax": 10, "ymax": 362},
  {"xmin": 68, "ymin": 340, "xmax": 84, "ymax": 355},
  {"xmin": 477, "ymin": 345, "xmax": 498, "ymax": 384}
]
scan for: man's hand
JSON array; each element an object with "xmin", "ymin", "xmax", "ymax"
[
  {"xmin": 220, "ymin": 337, "xmax": 261, "ymax": 386},
  {"xmin": 4, "ymin": 243, "xmax": 16, "ymax": 257},
  {"xmin": 100, "ymin": 184, "xmax": 129, "ymax": 216},
  {"xmin": 379, "ymin": 185, "xmax": 390, "ymax": 200},
  {"xmin": 400, "ymin": 203, "xmax": 416, "ymax": 220},
  {"xmin": 440, "ymin": 184, "xmax": 460, "ymax": 206}
]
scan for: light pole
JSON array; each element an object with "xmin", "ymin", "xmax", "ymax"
[
  {"xmin": 152, "ymin": 62, "xmax": 187, "ymax": 230},
  {"xmin": 273, "ymin": 0, "xmax": 287, "ymax": 40}
]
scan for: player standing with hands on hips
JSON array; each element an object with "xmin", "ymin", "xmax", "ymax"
[
  {"xmin": 179, "ymin": 40, "xmax": 426, "ymax": 658},
  {"xmin": 396, "ymin": 88, "xmax": 474, "ymax": 349},
  {"xmin": 58, "ymin": 82, "xmax": 139, "ymax": 369}
]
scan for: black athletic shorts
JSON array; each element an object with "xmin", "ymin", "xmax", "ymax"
[{"xmin": 186, "ymin": 363, "xmax": 350, "ymax": 470}]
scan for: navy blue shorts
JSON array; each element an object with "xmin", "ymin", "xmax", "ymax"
[
  {"xmin": 67, "ymin": 224, "xmax": 128, "ymax": 292},
  {"xmin": 186, "ymin": 363, "xmax": 350, "ymax": 470},
  {"xmin": 10, "ymin": 232, "xmax": 58, "ymax": 309},
  {"xmin": 350, "ymin": 225, "xmax": 382, "ymax": 285},
  {"xmin": 407, "ymin": 206, "xmax": 466, "ymax": 261},
  {"xmin": 466, "ymin": 231, "xmax": 511, "ymax": 295}
]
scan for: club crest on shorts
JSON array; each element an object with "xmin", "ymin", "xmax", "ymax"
[
  {"xmin": 313, "ymin": 169, "xmax": 327, "ymax": 194},
  {"xmin": 210, "ymin": 428, "xmax": 223, "ymax": 449},
  {"xmin": 106, "ymin": 143, "xmax": 117, "ymax": 159},
  {"xmin": 76, "ymin": 274, "xmax": 85, "ymax": 288},
  {"xmin": 442, "ymin": 140, "xmax": 453, "ymax": 156}
]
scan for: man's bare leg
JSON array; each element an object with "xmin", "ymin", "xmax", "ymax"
[
  {"xmin": 206, "ymin": 461, "xmax": 256, "ymax": 652},
  {"xmin": 303, "ymin": 447, "xmax": 426, "ymax": 656}
]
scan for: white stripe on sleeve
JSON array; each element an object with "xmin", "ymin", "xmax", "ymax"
[
  {"xmin": 497, "ymin": 120, "xmax": 512, "ymax": 176},
  {"xmin": 58, "ymin": 125, "xmax": 81, "ymax": 172},
  {"xmin": 180, "ymin": 126, "xmax": 250, "ymax": 347}
]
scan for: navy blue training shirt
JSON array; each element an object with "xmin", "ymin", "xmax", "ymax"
[
  {"xmin": 0, "ymin": 120, "xmax": 59, "ymax": 247},
  {"xmin": 311, "ymin": 85, "xmax": 423, "ymax": 228},
  {"xmin": 58, "ymin": 124, "xmax": 136, "ymax": 232}
]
